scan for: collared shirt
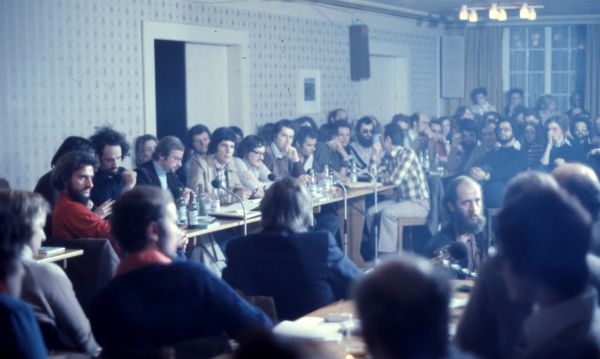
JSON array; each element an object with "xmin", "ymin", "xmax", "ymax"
[
  {"xmin": 116, "ymin": 249, "xmax": 172, "ymax": 277},
  {"xmin": 270, "ymin": 142, "xmax": 285, "ymax": 160},
  {"xmin": 371, "ymin": 146, "xmax": 429, "ymax": 201},
  {"xmin": 152, "ymin": 161, "xmax": 168, "ymax": 190},
  {"xmin": 521, "ymin": 287, "xmax": 599, "ymax": 353}
]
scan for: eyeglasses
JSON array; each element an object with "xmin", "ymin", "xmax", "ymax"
[
  {"xmin": 168, "ymin": 155, "xmax": 183, "ymax": 162},
  {"xmin": 250, "ymin": 150, "xmax": 266, "ymax": 157}
]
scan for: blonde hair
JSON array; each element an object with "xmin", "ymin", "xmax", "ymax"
[
  {"xmin": 0, "ymin": 190, "xmax": 50, "ymax": 242},
  {"xmin": 260, "ymin": 177, "xmax": 313, "ymax": 233}
]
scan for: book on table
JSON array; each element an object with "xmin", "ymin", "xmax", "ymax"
[{"xmin": 37, "ymin": 246, "xmax": 66, "ymax": 257}]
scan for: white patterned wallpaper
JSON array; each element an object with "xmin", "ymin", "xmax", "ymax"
[{"xmin": 0, "ymin": 0, "xmax": 440, "ymax": 190}]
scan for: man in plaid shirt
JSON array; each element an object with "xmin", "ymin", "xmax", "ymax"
[{"xmin": 366, "ymin": 123, "xmax": 430, "ymax": 254}]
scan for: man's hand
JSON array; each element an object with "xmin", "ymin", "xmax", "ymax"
[
  {"xmin": 250, "ymin": 187, "xmax": 265, "ymax": 199},
  {"xmin": 123, "ymin": 170, "xmax": 137, "ymax": 190},
  {"xmin": 469, "ymin": 167, "xmax": 487, "ymax": 181},
  {"xmin": 286, "ymin": 146, "xmax": 300, "ymax": 163},
  {"xmin": 94, "ymin": 199, "xmax": 115, "ymax": 219},
  {"xmin": 177, "ymin": 229, "xmax": 188, "ymax": 250},
  {"xmin": 371, "ymin": 143, "xmax": 382, "ymax": 160},
  {"xmin": 236, "ymin": 188, "xmax": 251, "ymax": 200},
  {"xmin": 554, "ymin": 158, "xmax": 566, "ymax": 167},
  {"xmin": 181, "ymin": 187, "xmax": 193, "ymax": 205}
]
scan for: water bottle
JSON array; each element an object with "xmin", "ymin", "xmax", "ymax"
[
  {"xmin": 423, "ymin": 151, "xmax": 430, "ymax": 173},
  {"xmin": 176, "ymin": 191, "xmax": 187, "ymax": 226},
  {"xmin": 349, "ymin": 155, "xmax": 358, "ymax": 183},
  {"xmin": 308, "ymin": 169, "xmax": 318, "ymax": 196},
  {"xmin": 197, "ymin": 185, "xmax": 207, "ymax": 217},
  {"xmin": 188, "ymin": 193, "xmax": 199, "ymax": 226},
  {"xmin": 210, "ymin": 188, "xmax": 221, "ymax": 213},
  {"xmin": 323, "ymin": 165, "xmax": 331, "ymax": 192}
]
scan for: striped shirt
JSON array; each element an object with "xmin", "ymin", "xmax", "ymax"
[{"xmin": 371, "ymin": 146, "xmax": 429, "ymax": 201}]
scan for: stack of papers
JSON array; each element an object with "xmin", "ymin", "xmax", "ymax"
[{"xmin": 274, "ymin": 316, "xmax": 343, "ymax": 342}]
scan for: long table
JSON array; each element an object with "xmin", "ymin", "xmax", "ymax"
[{"xmin": 184, "ymin": 183, "xmax": 395, "ymax": 267}]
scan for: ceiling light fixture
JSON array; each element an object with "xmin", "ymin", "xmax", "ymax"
[{"xmin": 458, "ymin": 3, "xmax": 543, "ymax": 22}]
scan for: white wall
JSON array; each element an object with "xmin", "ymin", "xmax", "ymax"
[{"xmin": 0, "ymin": 0, "xmax": 442, "ymax": 190}]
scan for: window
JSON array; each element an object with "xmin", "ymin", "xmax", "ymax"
[{"xmin": 506, "ymin": 25, "xmax": 586, "ymax": 112}]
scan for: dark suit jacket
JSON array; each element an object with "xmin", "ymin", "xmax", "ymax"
[
  {"xmin": 135, "ymin": 160, "xmax": 182, "ymax": 199},
  {"xmin": 223, "ymin": 230, "xmax": 363, "ymax": 321}
]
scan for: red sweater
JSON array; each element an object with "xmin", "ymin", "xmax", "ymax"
[{"xmin": 52, "ymin": 193, "xmax": 112, "ymax": 240}]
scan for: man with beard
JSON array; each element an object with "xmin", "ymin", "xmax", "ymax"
[
  {"xmin": 51, "ymin": 151, "xmax": 113, "ymax": 244},
  {"xmin": 350, "ymin": 116, "xmax": 380, "ymax": 170},
  {"xmin": 429, "ymin": 176, "xmax": 485, "ymax": 272},
  {"xmin": 89, "ymin": 126, "xmax": 137, "ymax": 206},
  {"xmin": 571, "ymin": 115, "xmax": 594, "ymax": 162},
  {"xmin": 469, "ymin": 118, "xmax": 527, "ymax": 208}
]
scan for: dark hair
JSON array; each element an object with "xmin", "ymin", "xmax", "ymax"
[
  {"xmin": 293, "ymin": 126, "xmax": 318, "ymax": 148},
  {"xmin": 50, "ymin": 136, "xmax": 95, "ymax": 168},
  {"xmin": 484, "ymin": 111, "xmax": 501, "ymax": 124},
  {"xmin": 355, "ymin": 116, "xmax": 374, "ymax": 135},
  {"xmin": 553, "ymin": 166, "xmax": 600, "ymax": 220},
  {"xmin": 207, "ymin": 127, "xmax": 237, "ymax": 154},
  {"xmin": 545, "ymin": 115, "xmax": 568, "ymax": 134},
  {"xmin": 570, "ymin": 92, "xmax": 583, "ymax": 108},
  {"xmin": 470, "ymin": 87, "xmax": 488, "ymax": 103},
  {"xmin": 317, "ymin": 123, "xmax": 337, "ymax": 142},
  {"xmin": 429, "ymin": 119, "xmax": 442, "ymax": 129},
  {"xmin": 571, "ymin": 115, "xmax": 591, "ymax": 133},
  {"xmin": 89, "ymin": 126, "xmax": 131, "ymax": 158},
  {"xmin": 229, "ymin": 126, "xmax": 244, "ymax": 140},
  {"xmin": 508, "ymin": 88, "xmax": 524, "ymax": 98},
  {"xmin": 260, "ymin": 178, "xmax": 312, "ymax": 232},
  {"xmin": 355, "ymin": 256, "xmax": 450, "ymax": 359},
  {"xmin": 391, "ymin": 114, "xmax": 410, "ymax": 127},
  {"xmin": 111, "ymin": 186, "xmax": 173, "ymax": 254},
  {"xmin": 383, "ymin": 122, "xmax": 404, "ymax": 146},
  {"xmin": 327, "ymin": 108, "xmax": 346, "ymax": 124},
  {"xmin": 335, "ymin": 119, "xmax": 351, "ymax": 133},
  {"xmin": 497, "ymin": 185, "xmax": 591, "ymax": 297},
  {"xmin": 51, "ymin": 151, "xmax": 98, "ymax": 191},
  {"xmin": 134, "ymin": 134, "xmax": 158, "ymax": 167},
  {"xmin": 293, "ymin": 116, "xmax": 317, "ymax": 131},
  {"xmin": 459, "ymin": 118, "xmax": 478, "ymax": 134},
  {"xmin": 237, "ymin": 135, "xmax": 265, "ymax": 159},
  {"xmin": 0, "ymin": 178, "xmax": 9, "ymax": 190},
  {"xmin": 453, "ymin": 107, "xmax": 472, "ymax": 121},
  {"xmin": 272, "ymin": 119, "xmax": 296, "ymax": 142},
  {"xmin": 0, "ymin": 206, "xmax": 28, "ymax": 281},
  {"xmin": 257, "ymin": 123, "xmax": 276, "ymax": 143},
  {"xmin": 152, "ymin": 136, "xmax": 185, "ymax": 161},
  {"xmin": 187, "ymin": 124, "xmax": 211, "ymax": 149}
]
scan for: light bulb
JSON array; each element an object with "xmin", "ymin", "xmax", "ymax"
[
  {"xmin": 468, "ymin": 9, "xmax": 478, "ymax": 22},
  {"xmin": 498, "ymin": 8, "xmax": 507, "ymax": 21},
  {"xmin": 489, "ymin": 3, "xmax": 499, "ymax": 20},
  {"xmin": 520, "ymin": 3, "xmax": 530, "ymax": 19},
  {"xmin": 459, "ymin": 5, "xmax": 469, "ymax": 21},
  {"xmin": 528, "ymin": 8, "xmax": 537, "ymax": 20}
]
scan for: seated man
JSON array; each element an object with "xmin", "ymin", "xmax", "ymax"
[
  {"xmin": 223, "ymin": 178, "xmax": 362, "ymax": 321},
  {"xmin": 314, "ymin": 121, "xmax": 350, "ymax": 178},
  {"xmin": 429, "ymin": 176, "xmax": 485, "ymax": 273},
  {"xmin": 366, "ymin": 123, "xmax": 429, "ymax": 254},
  {"xmin": 350, "ymin": 116, "xmax": 378, "ymax": 170},
  {"xmin": 90, "ymin": 187, "xmax": 272, "ymax": 355},
  {"xmin": 0, "ymin": 207, "xmax": 47, "ymax": 358},
  {"xmin": 355, "ymin": 255, "xmax": 470, "ymax": 359},
  {"xmin": 89, "ymin": 126, "xmax": 137, "ymax": 206},
  {"xmin": 0, "ymin": 190, "xmax": 99, "ymax": 354},
  {"xmin": 263, "ymin": 119, "xmax": 305, "ymax": 179},
  {"xmin": 51, "ymin": 151, "xmax": 113, "ymax": 242},
  {"xmin": 135, "ymin": 135, "xmax": 190, "ymax": 202}
]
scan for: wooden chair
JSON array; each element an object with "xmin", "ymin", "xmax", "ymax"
[{"xmin": 397, "ymin": 217, "xmax": 428, "ymax": 253}]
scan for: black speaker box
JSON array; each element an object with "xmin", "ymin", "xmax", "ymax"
[{"xmin": 349, "ymin": 25, "xmax": 370, "ymax": 81}]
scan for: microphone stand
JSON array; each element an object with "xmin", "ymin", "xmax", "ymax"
[
  {"xmin": 360, "ymin": 170, "xmax": 379, "ymax": 266},
  {"xmin": 333, "ymin": 180, "xmax": 348, "ymax": 256},
  {"xmin": 212, "ymin": 180, "xmax": 248, "ymax": 236}
]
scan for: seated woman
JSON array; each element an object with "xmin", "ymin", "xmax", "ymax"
[
  {"xmin": 187, "ymin": 127, "xmax": 249, "ymax": 201},
  {"xmin": 233, "ymin": 135, "xmax": 274, "ymax": 199},
  {"xmin": 222, "ymin": 178, "xmax": 362, "ymax": 321},
  {"xmin": 540, "ymin": 116, "xmax": 579, "ymax": 171},
  {"xmin": 0, "ymin": 190, "xmax": 99, "ymax": 355}
]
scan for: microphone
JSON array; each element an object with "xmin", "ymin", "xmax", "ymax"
[
  {"xmin": 333, "ymin": 180, "xmax": 349, "ymax": 256},
  {"xmin": 359, "ymin": 170, "xmax": 379, "ymax": 266},
  {"xmin": 211, "ymin": 179, "xmax": 248, "ymax": 236},
  {"xmin": 267, "ymin": 173, "xmax": 277, "ymax": 182},
  {"xmin": 434, "ymin": 241, "xmax": 476, "ymax": 279}
]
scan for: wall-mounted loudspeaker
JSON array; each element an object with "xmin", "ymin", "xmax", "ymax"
[{"xmin": 349, "ymin": 25, "xmax": 370, "ymax": 81}]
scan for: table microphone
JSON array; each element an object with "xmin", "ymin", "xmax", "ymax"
[
  {"xmin": 333, "ymin": 180, "xmax": 348, "ymax": 256},
  {"xmin": 211, "ymin": 179, "xmax": 248, "ymax": 236},
  {"xmin": 359, "ymin": 170, "xmax": 379, "ymax": 266},
  {"xmin": 267, "ymin": 173, "xmax": 277, "ymax": 181},
  {"xmin": 434, "ymin": 241, "xmax": 476, "ymax": 279}
]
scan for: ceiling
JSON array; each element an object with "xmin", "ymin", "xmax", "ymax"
[{"xmin": 307, "ymin": 0, "xmax": 600, "ymax": 22}]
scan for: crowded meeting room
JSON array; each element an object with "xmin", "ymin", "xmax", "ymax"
[{"xmin": 2, "ymin": 0, "xmax": 600, "ymax": 358}]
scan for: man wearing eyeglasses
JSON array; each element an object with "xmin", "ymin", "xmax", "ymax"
[
  {"xmin": 350, "ymin": 116, "xmax": 380, "ymax": 169},
  {"xmin": 136, "ymin": 136, "xmax": 191, "ymax": 205},
  {"xmin": 89, "ymin": 127, "xmax": 137, "ymax": 210}
]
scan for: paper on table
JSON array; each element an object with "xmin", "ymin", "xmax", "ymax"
[
  {"xmin": 274, "ymin": 317, "xmax": 343, "ymax": 342},
  {"xmin": 450, "ymin": 297, "xmax": 468, "ymax": 309}
]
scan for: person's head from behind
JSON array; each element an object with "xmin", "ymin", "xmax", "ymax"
[
  {"xmin": 335, "ymin": 120, "xmax": 352, "ymax": 147},
  {"xmin": 50, "ymin": 136, "xmax": 95, "ymax": 168},
  {"xmin": 134, "ymin": 134, "xmax": 158, "ymax": 167},
  {"xmin": 294, "ymin": 126, "xmax": 318, "ymax": 158},
  {"xmin": 187, "ymin": 124, "xmax": 211, "ymax": 156},
  {"xmin": 459, "ymin": 119, "xmax": 478, "ymax": 150},
  {"xmin": 470, "ymin": 87, "xmax": 488, "ymax": 106},
  {"xmin": 382, "ymin": 123, "xmax": 404, "ymax": 152},
  {"xmin": 0, "ymin": 190, "xmax": 50, "ymax": 254},
  {"xmin": 111, "ymin": 186, "xmax": 179, "ymax": 257},
  {"xmin": 355, "ymin": 116, "xmax": 375, "ymax": 147},
  {"xmin": 238, "ymin": 135, "xmax": 266, "ymax": 168},
  {"xmin": 208, "ymin": 127, "xmax": 237, "ymax": 165},
  {"xmin": 444, "ymin": 176, "xmax": 485, "ymax": 235},
  {"xmin": 293, "ymin": 116, "xmax": 317, "ymax": 130},
  {"xmin": 553, "ymin": 163, "xmax": 600, "ymax": 220},
  {"xmin": 52, "ymin": 151, "xmax": 98, "ymax": 205},
  {"xmin": 89, "ymin": 126, "xmax": 130, "ymax": 174},
  {"xmin": 497, "ymin": 183, "xmax": 591, "ymax": 303},
  {"xmin": 0, "ymin": 207, "xmax": 29, "ymax": 296},
  {"xmin": 272, "ymin": 119, "xmax": 296, "ymax": 153},
  {"xmin": 152, "ymin": 136, "xmax": 185, "ymax": 173},
  {"xmin": 355, "ymin": 255, "xmax": 451, "ymax": 359},
  {"xmin": 260, "ymin": 178, "xmax": 312, "ymax": 233}
]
